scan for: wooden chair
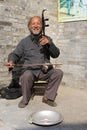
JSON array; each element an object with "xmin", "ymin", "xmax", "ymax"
[{"xmin": 31, "ymin": 80, "xmax": 48, "ymax": 99}]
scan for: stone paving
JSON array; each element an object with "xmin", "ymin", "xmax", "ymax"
[{"xmin": 0, "ymin": 86, "xmax": 87, "ymax": 130}]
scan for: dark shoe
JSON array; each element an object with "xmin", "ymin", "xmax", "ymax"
[
  {"xmin": 18, "ymin": 99, "xmax": 28, "ymax": 108},
  {"xmin": 42, "ymin": 98, "xmax": 57, "ymax": 107}
]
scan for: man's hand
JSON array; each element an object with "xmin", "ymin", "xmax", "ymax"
[
  {"xmin": 39, "ymin": 36, "xmax": 51, "ymax": 45},
  {"xmin": 6, "ymin": 61, "xmax": 14, "ymax": 68}
]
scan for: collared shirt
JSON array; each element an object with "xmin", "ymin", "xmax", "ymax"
[{"xmin": 8, "ymin": 34, "xmax": 60, "ymax": 76}]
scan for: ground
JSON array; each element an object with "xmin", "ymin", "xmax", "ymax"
[{"xmin": 0, "ymin": 86, "xmax": 87, "ymax": 130}]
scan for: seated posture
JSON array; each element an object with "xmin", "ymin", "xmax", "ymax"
[{"xmin": 6, "ymin": 16, "xmax": 63, "ymax": 108}]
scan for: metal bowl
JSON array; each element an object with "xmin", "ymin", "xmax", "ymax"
[{"xmin": 28, "ymin": 110, "xmax": 63, "ymax": 126}]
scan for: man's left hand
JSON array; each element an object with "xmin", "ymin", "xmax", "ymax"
[{"xmin": 39, "ymin": 36, "xmax": 51, "ymax": 45}]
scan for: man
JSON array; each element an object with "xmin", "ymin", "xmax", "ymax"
[{"xmin": 6, "ymin": 16, "xmax": 63, "ymax": 108}]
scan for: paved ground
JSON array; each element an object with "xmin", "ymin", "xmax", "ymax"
[{"xmin": 0, "ymin": 86, "xmax": 87, "ymax": 130}]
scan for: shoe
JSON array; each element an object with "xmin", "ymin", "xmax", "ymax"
[
  {"xmin": 18, "ymin": 99, "xmax": 28, "ymax": 108},
  {"xmin": 42, "ymin": 98, "xmax": 57, "ymax": 107}
]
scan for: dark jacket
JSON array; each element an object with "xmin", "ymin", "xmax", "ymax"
[{"xmin": 8, "ymin": 34, "xmax": 60, "ymax": 76}]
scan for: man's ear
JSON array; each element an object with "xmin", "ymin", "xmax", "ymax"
[
  {"xmin": 27, "ymin": 20, "xmax": 30, "ymax": 30},
  {"xmin": 28, "ymin": 23, "xmax": 30, "ymax": 31}
]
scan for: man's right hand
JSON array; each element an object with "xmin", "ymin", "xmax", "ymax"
[{"xmin": 6, "ymin": 61, "xmax": 14, "ymax": 68}]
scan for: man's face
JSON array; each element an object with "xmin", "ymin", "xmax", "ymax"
[{"xmin": 29, "ymin": 16, "xmax": 42, "ymax": 35}]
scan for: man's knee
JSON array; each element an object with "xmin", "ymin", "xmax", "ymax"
[
  {"xmin": 55, "ymin": 69, "xmax": 63, "ymax": 79},
  {"xmin": 20, "ymin": 70, "xmax": 34, "ymax": 81}
]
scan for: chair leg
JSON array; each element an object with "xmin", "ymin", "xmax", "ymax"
[{"xmin": 31, "ymin": 81, "xmax": 48, "ymax": 100}]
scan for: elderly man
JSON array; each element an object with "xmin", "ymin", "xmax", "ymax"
[{"xmin": 6, "ymin": 16, "xmax": 63, "ymax": 108}]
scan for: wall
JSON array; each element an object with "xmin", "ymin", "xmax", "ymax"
[{"xmin": 0, "ymin": 0, "xmax": 87, "ymax": 89}]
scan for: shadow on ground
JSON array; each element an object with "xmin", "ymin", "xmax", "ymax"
[{"xmin": 16, "ymin": 123, "xmax": 87, "ymax": 130}]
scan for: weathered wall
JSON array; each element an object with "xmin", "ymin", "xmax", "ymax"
[{"xmin": 0, "ymin": 0, "xmax": 87, "ymax": 89}]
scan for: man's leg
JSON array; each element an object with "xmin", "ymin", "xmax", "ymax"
[
  {"xmin": 38, "ymin": 69, "xmax": 63, "ymax": 106},
  {"xmin": 45, "ymin": 69, "xmax": 63, "ymax": 101},
  {"xmin": 19, "ymin": 70, "xmax": 35, "ymax": 108}
]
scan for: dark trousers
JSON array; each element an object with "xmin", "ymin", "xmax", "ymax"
[{"xmin": 19, "ymin": 68, "xmax": 63, "ymax": 104}]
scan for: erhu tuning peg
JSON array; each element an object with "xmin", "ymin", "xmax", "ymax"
[
  {"xmin": 45, "ymin": 24, "xmax": 49, "ymax": 27},
  {"xmin": 44, "ymin": 18, "xmax": 49, "ymax": 21}
]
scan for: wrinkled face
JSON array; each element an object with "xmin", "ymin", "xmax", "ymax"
[{"xmin": 29, "ymin": 16, "xmax": 42, "ymax": 35}]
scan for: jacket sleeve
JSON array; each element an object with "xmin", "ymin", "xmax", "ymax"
[
  {"xmin": 46, "ymin": 36, "xmax": 60, "ymax": 58},
  {"xmin": 8, "ymin": 40, "xmax": 24, "ymax": 63},
  {"xmin": 48, "ymin": 42, "xmax": 60, "ymax": 58}
]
